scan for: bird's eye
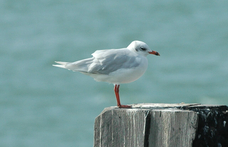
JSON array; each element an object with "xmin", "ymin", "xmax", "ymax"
[{"xmin": 140, "ymin": 47, "xmax": 146, "ymax": 51}]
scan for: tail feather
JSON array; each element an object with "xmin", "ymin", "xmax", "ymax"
[
  {"xmin": 53, "ymin": 58, "xmax": 93, "ymax": 72},
  {"xmin": 53, "ymin": 61, "xmax": 68, "ymax": 69}
]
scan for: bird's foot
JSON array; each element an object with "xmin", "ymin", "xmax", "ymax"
[{"xmin": 118, "ymin": 105, "xmax": 132, "ymax": 108}]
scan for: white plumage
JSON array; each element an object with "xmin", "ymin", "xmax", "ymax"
[{"xmin": 53, "ymin": 40, "xmax": 160, "ymax": 108}]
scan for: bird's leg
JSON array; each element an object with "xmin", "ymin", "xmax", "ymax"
[
  {"xmin": 114, "ymin": 84, "xmax": 131, "ymax": 108},
  {"xmin": 114, "ymin": 84, "xmax": 121, "ymax": 106}
]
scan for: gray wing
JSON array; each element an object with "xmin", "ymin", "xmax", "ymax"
[
  {"xmin": 87, "ymin": 49, "xmax": 141, "ymax": 74},
  {"xmin": 64, "ymin": 57, "xmax": 94, "ymax": 72}
]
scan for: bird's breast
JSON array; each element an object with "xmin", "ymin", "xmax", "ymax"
[{"xmin": 106, "ymin": 57, "xmax": 148, "ymax": 84}]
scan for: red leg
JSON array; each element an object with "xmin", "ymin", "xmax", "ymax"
[{"xmin": 114, "ymin": 84, "xmax": 131, "ymax": 108}]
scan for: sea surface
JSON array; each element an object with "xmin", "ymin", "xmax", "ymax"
[{"xmin": 1, "ymin": 0, "xmax": 228, "ymax": 146}]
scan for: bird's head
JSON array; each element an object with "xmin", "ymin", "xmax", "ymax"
[{"xmin": 127, "ymin": 40, "xmax": 160, "ymax": 57}]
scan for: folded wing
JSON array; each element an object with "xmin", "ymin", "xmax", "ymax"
[{"xmin": 54, "ymin": 48, "xmax": 141, "ymax": 75}]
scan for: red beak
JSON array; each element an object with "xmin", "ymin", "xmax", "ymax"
[{"xmin": 149, "ymin": 50, "xmax": 160, "ymax": 56}]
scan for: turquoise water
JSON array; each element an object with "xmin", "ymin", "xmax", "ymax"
[{"xmin": 1, "ymin": 0, "xmax": 228, "ymax": 146}]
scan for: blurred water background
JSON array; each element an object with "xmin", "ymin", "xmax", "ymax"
[{"xmin": 1, "ymin": 0, "xmax": 228, "ymax": 146}]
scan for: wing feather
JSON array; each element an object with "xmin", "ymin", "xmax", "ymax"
[
  {"xmin": 57, "ymin": 48, "xmax": 141, "ymax": 75},
  {"xmin": 88, "ymin": 49, "xmax": 140, "ymax": 74}
]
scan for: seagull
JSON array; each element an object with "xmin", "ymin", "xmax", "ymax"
[{"xmin": 53, "ymin": 40, "xmax": 160, "ymax": 108}]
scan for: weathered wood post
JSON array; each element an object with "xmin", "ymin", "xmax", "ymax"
[{"xmin": 94, "ymin": 103, "xmax": 228, "ymax": 147}]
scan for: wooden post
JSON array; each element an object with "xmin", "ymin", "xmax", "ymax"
[{"xmin": 94, "ymin": 103, "xmax": 228, "ymax": 147}]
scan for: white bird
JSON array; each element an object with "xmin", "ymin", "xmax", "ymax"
[{"xmin": 53, "ymin": 40, "xmax": 160, "ymax": 108}]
